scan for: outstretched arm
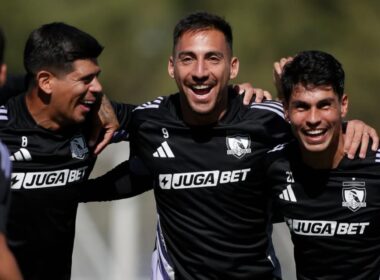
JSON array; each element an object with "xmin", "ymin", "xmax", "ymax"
[{"xmin": 79, "ymin": 158, "xmax": 153, "ymax": 203}]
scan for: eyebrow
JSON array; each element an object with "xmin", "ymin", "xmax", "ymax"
[
  {"xmin": 291, "ymin": 97, "xmax": 336, "ymax": 106},
  {"xmin": 177, "ymin": 50, "xmax": 225, "ymax": 57}
]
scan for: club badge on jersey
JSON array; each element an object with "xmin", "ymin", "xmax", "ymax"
[
  {"xmin": 226, "ymin": 135, "xmax": 251, "ymax": 159},
  {"xmin": 342, "ymin": 179, "xmax": 367, "ymax": 212},
  {"xmin": 70, "ymin": 136, "xmax": 89, "ymax": 160}
]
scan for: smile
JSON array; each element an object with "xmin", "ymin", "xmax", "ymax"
[
  {"xmin": 190, "ymin": 84, "xmax": 213, "ymax": 95},
  {"xmin": 303, "ymin": 129, "xmax": 326, "ymax": 137}
]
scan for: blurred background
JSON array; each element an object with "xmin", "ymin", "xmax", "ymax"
[{"xmin": 1, "ymin": 0, "xmax": 380, "ymax": 279}]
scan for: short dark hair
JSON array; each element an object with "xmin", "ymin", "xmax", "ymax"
[
  {"xmin": 173, "ymin": 11, "xmax": 233, "ymax": 53},
  {"xmin": 281, "ymin": 50, "xmax": 345, "ymax": 102},
  {"xmin": 24, "ymin": 22, "xmax": 103, "ymax": 79},
  {"xmin": 0, "ymin": 28, "xmax": 5, "ymax": 64}
]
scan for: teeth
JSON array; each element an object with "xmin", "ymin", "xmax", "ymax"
[
  {"xmin": 82, "ymin": 100, "xmax": 94, "ymax": 105},
  {"xmin": 192, "ymin": 85, "xmax": 210, "ymax": 90},
  {"xmin": 306, "ymin": 130, "xmax": 324, "ymax": 136}
]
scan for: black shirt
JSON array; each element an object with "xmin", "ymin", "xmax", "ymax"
[
  {"xmin": 267, "ymin": 142, "xmax": 380, "ymax": 280},
  {"xmin": 0, "ymin": 93, "xmax": 131, "ymax": 280},
  {"xmin": 93, "ymin": 90, "xmax": 292, "ymax": 279}
]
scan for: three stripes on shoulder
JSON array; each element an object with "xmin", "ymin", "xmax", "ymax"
[{"xmin": 250, "ymin": 101, "xmax": 284, "ymax": 119}]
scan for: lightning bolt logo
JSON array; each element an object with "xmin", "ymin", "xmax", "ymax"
[
  {"xmin": 10, "ymin": 173, "xmax": 25, "ymax": 189},
  {"xmin": 159, "ymin": 174, "xmax": 172, "ymax": 189}
]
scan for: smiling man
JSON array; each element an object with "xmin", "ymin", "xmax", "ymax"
[
  {"xmin": 86, "ymin": 12, "xmax": 292, "ymax": 280},
  {"xmin": 168, "ymin": 24, "xmax": 238, "ymax": 125},
  {"xmin": 267, "ymin": 50, "xmax": 380, "ymax": 279},
  {"xmin": 84, "ymin": 12, "xmax": 380, "ymax": 279},
  {"xmin": 0, "ymin": 23, "xmax": 128, "ymax": 280}
]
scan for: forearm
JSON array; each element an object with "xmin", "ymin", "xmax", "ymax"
[{"xmin": 79, "ymin": 160, "xmax": 153, "ymax": 202}]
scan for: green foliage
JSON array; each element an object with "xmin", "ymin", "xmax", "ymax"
[{"xmin": 1, "ymin": 0, "xmax": 380, "ymax": 128}]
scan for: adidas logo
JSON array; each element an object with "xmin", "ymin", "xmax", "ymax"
[
  {"xmin": 279, "ymin": 184, "xmax": 297, "ymax": 202},
  {"xmin": 153, "ymin": 141, "xmax": 175, "ymax": 158},
  {"xmin": 10, "ymin": 148, "xmax": 32, "ymax": 162}
]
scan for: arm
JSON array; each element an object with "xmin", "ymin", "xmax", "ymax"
[
  {"xmin": 0, "ymin": 144, "xmax": 22, "ymax": 279},
  {"xmin": 232, "ymin": 83, "xmax": 273, "ymax": 104},
  {"xmin": 88, "ymin": 95, "xmax": 135, "ymax": 155},
  {"xmin": 0, "ymin": 234, "xmax": 23, "ymax": 280},
  {"xmin": 78, "ymin": 158, "xmax": 153, "ymax": 203},
  {"xmin": 88, "ymin": 94, "xmax": 120, "ymax": 155},
  {"xmin": 344, "ymin": 120, "xmax": 379, "ymax": 159},
  {"xmin": 273, "ymin": 57, "xmax": 293, "ymax": 100}
]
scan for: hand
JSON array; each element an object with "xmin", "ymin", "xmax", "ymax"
[
  {"xmin": 89, "ymin": 94, "xmax": 119, "ymax": 155},
  {"xmin": 344, "ymin": 120, "xmax": 379, "ymax": 159},
  {"xmin": 273, "ymin": 57, "xmax": 293, "ymax": 100},
  {"xmin": 233, "ymin": 83, "xmax": 272, "ymax": 105}
]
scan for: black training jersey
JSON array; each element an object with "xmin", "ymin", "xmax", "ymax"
[
  {"xmin": 0, "ymin": 141, "xmax": 11, "ymax": 233},
  {"xmin": 0, "ymin": 93, "xmax": 131, "ymax": 280},
  {"xmin": 128, "ymin": 91, "xmax": 291, "ymax": 280},
  {"xmin": 266, "ymin": 142, "xmax": 380, "ymax": 280}
]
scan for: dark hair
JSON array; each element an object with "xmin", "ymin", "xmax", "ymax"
[
  {"xmin": 24, "ymin": 22, "xmax": 103, "ymax": 79},
  {"xmin": 173, "ymin": 11, "xmax": 233, "ymax": 53},
  {"xmin": 0, "ymin": 28, "xmax": 5, "ymax": 64},
  {"xmin": 281, "ymin": 50, "xmax": 345, "ymax": 102}
]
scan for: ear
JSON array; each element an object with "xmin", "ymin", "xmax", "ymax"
[
  {"xmin": 168, "ymin": 56, "xmax": 175, "ymax": 78},
  {"xmin": 0, "ymin": 63, "xmax": 7, "ymax": 87},
  {"xmin": 36, "ymin": 71, "xmax": 54, "ymax": 94},
  {"xmin": 340, "ymin": 94, "xmax": 348, "ymax": 118},
  {"xmin": 229, "ymin": 57, "xmax": 239, "ymax": 79}
]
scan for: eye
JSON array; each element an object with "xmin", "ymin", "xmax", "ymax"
[
  {"xmin": 206, "ymin": 53, "xmax": 223, "ymax": 64},
  {"xmin": 81, "ymin": 74, "xmax": 97, "ymax": 84},
  {"xmin": 179, "ymin": 56, "xmax": 194, "ymax": 65},
  {"xmin": 208, "ymin": 55, "xmax": 221, "ymax": 63},
  {"xmin": 293, "ymin": 103, "xmax": 308, "ymax": 111},
  {"xmin": 318, "ymin": 101, "xmax": 332, "ymax": 110}
]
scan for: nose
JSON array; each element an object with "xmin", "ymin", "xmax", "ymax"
[
  {"xmin": 89, "ymin": 77, "xmax": 103, "ymax": 93},
  {"xmin": 306, "ymin": 108, "xmax": 321, "ymax": 126},
  {"xmin": 192, "ymin": 60, "xmax": 209, "ymax": 82}
]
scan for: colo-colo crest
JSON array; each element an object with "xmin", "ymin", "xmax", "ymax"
[
  {"xmin": 342, "ymin": 179, "xmax": 367, "ymax": 212},
  {"xmin": 226, "ymin": 135, "xmax": 251, "ymax": 159}
]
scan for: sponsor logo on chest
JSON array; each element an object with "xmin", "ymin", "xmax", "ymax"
[
  {"xmin": 286, "ymin": 218, "xmax": 370, "ymax": 236},
  {"xmin": 159, "ymin": 168, "xmax": 251, "ymax": 189},
  {"xmin": 11, "ymin": 166, "xmax": 89, "ymax": 189}
]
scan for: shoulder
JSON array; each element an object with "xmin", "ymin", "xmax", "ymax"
[
  {"xmin": 132, "ymin": 96, "xmax": 166, "ymax": 113},
  {"xmin": 237, "ymin": 100, "xmax": 291, "ymax": 143},
  {"xmin": 241, "ymin": 100, "xmax": 288, "ymax": 128},
  {"xmin": 340, "ymin": 146, "xmax": 380, "ymax": 171},
  {"xmin": 0, "ymin": 94, "xmax": 25, "ymax": 125},
  {"xmin": 131, "ymin": 94, "xmax": 179, "ymax": 122},
  {"xmin": 266, "ymin": 142, "xmax": 292, "ymax": 167},
  {"xmin": 249, "ymin": 100, "xmax": 285, "ymax": 119}
]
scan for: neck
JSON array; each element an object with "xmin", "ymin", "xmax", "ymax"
[
  {"xmin": 25, "ymin": 88, "xmax": 62, "ymax": 131},
  {"xmin": 301, "ymin": 130, "xmax": 345, "ymax": 169},
  {"xmin": 180, "ymin": 90, "xmax": 229, "ymax": 126}
]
